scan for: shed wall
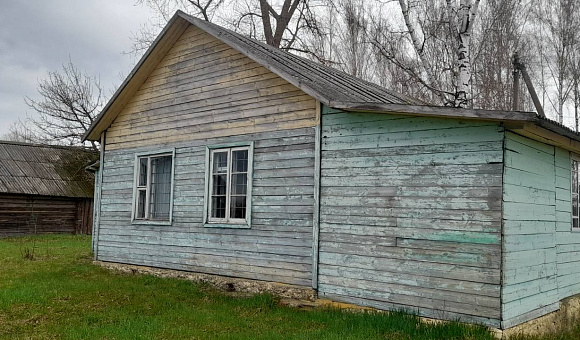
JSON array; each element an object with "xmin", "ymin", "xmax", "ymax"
[
  {"xmin": 502, "ymin": 132, "xmax": 580, "ymax": 328},
  {"xmin": 95, "ymin": 24, "xmax": 317, "ymax": 286},
  {"xmin": 317, "ymin": 106, "xmax": 504, "ymax": 327},
  {"xmin": 0, "ymin": 194, "xmax": 92, "ymax": 237},
  {"xmin": 554, "ymin": 149, "xmax": 580, "ymax": 300}
]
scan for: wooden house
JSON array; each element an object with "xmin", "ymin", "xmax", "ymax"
[
  {"xmin": 0, "ymin": 141, "xmax": 98, "ymax": 237},
  {"xmin": 83, "ymin": 11, "xmax": 580, "ymax": 330}
]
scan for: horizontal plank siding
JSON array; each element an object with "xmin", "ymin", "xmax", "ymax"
[
  {"xmin": 317, "ymin": 106, "xmax": 504, "ymax": 328},
  {"xmin": 553, "ymin": 147, "xmax": 580, "ymax": 302},
  {"xmin": 105, "ymin": 25, "xmax": 316, "ymax": 150},
  {"xmin": 501, "ymin": 132, "xmax": 559, "ymax": 329},
  {"xmin": 97, "ymin": 25, "xmax": 316, "ymax": 286},
  {"xmin": 0, "ymin": 194, "xmax": 89, "ymax": 237}
]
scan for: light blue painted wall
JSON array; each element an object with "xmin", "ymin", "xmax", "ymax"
[
  {"xmin": 97, "ymin": 128, "xmax": 316, "ymax": 286},
  {"xmin": 317, "ymin": 106, "xmax": 504, "ymax": 328},
  {"xmin": 554, "ymin": 148, "xmax": 580, "ymax": 300},
  {"xmin": 502, "ymin": 132, "xmax": 580, "ymax": 328},
  {"xmin": 501, "ymin": 132, "xmax": 559, "ymax": 328}
]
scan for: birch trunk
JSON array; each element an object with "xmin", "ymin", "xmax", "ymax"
[
  {"xmin": 397, "ymin": 0, "xmax": 442, "ymax": 101},
  {"xmin": 455, "ymin": 0, "xmax": 480, "ymax": 107}
]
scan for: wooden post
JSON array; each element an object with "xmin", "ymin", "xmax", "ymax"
[
  {"xmin": 92, "ymin": 132, "xmax": 105, "ymax": 259},
  {"xmin": 513, "ymin": 52, "xmax": 545, "ymax": 118},
  {"xmin": 512, "ymin": 53, "xmax": 520, "ymax": 111},
  {"xmin": 312, "ymin": 101, "xmax": 322, "ymax": 289}
]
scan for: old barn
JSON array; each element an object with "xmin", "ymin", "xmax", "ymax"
[
  {"xmin": 84, "ymin": 11, "xmax": 580, "ymax": 330},
  {"xmin": 0, "ymin": 141, "xmax": 98, "ymax": 237}
]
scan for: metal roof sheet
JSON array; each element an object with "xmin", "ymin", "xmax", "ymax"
[{"xmin": 0, "ymin": 141, "xmax": 98, "ymax": 198}]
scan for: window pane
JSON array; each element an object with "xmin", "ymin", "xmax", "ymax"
[
  {"xmin": 137, "ymin": 189, "xmax": 146, "ymax": 219},
  {"xmin": 138, "ymin": 158, "xmax": 148, "ymax": 186},
  {"xmin": 574, "ymin": 195, "xmax": 579, "ymax": 217},
  {"xmin": 150, "ymin": 156, "xmax": 172, "ymax": 220},
  {"xmin": 232, "ymin": 150, "xmax": 248, "ymax": 173},
  {"xmin": 231, "ymin": 173, "xmax": 247, "ymax": 195},
  {"xmin": 574, "ymin": 218, "xmax": 579, "ymax": 229},
  {"xmin": 213, "ymin": 152, "xmax": 228, "ymax": 174},
  {"xmin": 213, "ymin": 174, "xmax": 227, "ymax": 195},
  {"xmin": 230, "ymin": 196, "xmax": 246, "ymax": 219},
  {"xmin": 211, "ymin": 196, "xmax": 226, "ymax": 218},
  {"xmin": 574, "ymin": 160, "xmax": 578, "ymax": 173}
]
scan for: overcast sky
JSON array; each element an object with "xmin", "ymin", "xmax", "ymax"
[{"xmin": 0, "ymin": 0, "xmax": 157, "ymax": 135}]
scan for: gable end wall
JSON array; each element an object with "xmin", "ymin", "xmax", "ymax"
[{"xmin": 95, "ymin": 25, "xmax": 317, "ymax": 286}]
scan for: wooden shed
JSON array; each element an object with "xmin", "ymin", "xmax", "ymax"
[
  {"xmin": 83, "ymin": 11, "xmax": 580, "ymax": 330},
  {"xmin": 0, "ymin": 141, "xmax": 98, "ymax": 237}
]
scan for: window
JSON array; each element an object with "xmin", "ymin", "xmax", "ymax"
[
  {"xmin": 573, "ymin": 158, "xmax": 580, "ymax": 231},
  {"xmin": 204, "ymin": 143, "xmax": 253, "ymax": 227},
  {"xmin": 133, "ymin": 151, "xmax": 175, "ymax": 224}
]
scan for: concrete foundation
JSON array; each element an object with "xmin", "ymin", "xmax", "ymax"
[{"xmin": 95, "ymin": 261, "xmax": 317, "ymax": 301}]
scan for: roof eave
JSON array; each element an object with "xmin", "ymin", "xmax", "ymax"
[
  {"xmin": 330, "ymin": 101, "xmax": 538, "ymax": 123},
  {"xmin": 82, "ymin": 11, "xmax": 190, "ymax": 141}
]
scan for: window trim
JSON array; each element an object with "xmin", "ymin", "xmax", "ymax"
[
  {"xmin": 131, "ymin": 148, "xmax": 176, "ymax": 226},
  {"xmin": 203, "ymin": 142, "xmax": 253, "ymax": 229}
]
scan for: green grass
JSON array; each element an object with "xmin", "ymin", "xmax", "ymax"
[{"xmin": 0, "ymin": 235, "xmax": 571, "ymax": 340}]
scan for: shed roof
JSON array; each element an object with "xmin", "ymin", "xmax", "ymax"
[
  {"xmin": 0, "ymin": 141, "xmax": 98, "ymax": 198},
  {"xmin": 83, "ymin": 11, "xmax": 580, "ymax": 151}
]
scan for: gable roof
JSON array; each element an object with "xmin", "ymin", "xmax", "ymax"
[
  {"xmin": 0, "ymin": 141, "xmax": 98, "ymax": 198},
  {"xmin": 83, "ymin": 11, "xmax": 580, "ymax": 152},
  {"xmin": 83, "ymin": 10, "xmax": 423, "ymax": 141}
]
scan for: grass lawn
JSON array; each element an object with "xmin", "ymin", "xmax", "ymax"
[{"xmin": 0, "ymin": 235, "xmax": 575, "ymax": 340}]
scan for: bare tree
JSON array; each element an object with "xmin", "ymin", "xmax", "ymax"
[
  {"xmin": 532, "ymin": 0, "xmax": 580, "ymax": 123},
  {"xmin": 135, "ymin": 0, "xmax": 324, "ymax": 56},
  {"xmin": 470, "ymin": 0, "xmax": 530, "ymax": 111},
  {"xmin": 1, "ymin": 119, "xmax": 40, "ymax": 144},
  {"xmin": 24, "ymin": 60, "xmax": 103, "ymax": 149}
]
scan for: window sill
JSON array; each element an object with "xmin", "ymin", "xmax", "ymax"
[
  {"xmin": 132, "ymin": 220, "xmax": 172, "ymax": 226},
  {"xmin": 203, "ymin": 222, "xmax": 250, "ymax": 229}
]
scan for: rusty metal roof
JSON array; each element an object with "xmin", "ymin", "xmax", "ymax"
[{"xmin": 0, "ymin": 141, "xmax": 98, "ymax": 198}]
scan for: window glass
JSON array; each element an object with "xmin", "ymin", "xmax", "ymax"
[
  {"xmin": 134, "ymin": 153, "xmax": 173, "ymax": 222},
  {"xmin": 208, "ymin": 147, "xmax": 250, "ymax": 222},
  {"xmin": 137, "ymin": 190, "xmax": 146, "ymax": 219},
  {"xmin": 139, "ymin": 158, "xmax": 148, "ymax": 186}
]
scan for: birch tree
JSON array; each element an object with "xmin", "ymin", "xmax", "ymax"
[{"xmin": 391, "ymin": 0, "xmax": 480, "ymax": 107}]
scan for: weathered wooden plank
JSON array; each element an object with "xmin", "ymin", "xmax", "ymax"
[
  {"xmin": 321, "ymin": 125, "xmax": 504, "ymax": 151},
  {"xmin": 318, "ymin": 271, "xmax": 500, "ymax": 309},
  {"xmin": 98, "ymin": 254, "xmax": 310, "ymax": 286},
  {"xmin": 320, "ymin": 293, "xmax": 500, "ymax": 328},
  {"xmin": 321, "ymin": 195, "xmax": 500, "ymax": 211},
  {"xmin": 319, "ymin": 242, "xmax": 500, "ymax": 268},
  {"xmin": 317, "ymin": 283, "xmax": 500, "ymax": 318},
  {"xmin": 501, "ymin": 302, "xmax": 560, "ymax": 329},
  {"xmin": 320, "ymin": 223, "xmax": 500, "ymax": 244}
]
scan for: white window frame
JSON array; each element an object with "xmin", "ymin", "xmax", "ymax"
[
  {"xmin": 203, "ymin": 142, "xmax": 253, "ymax": 229},
  {"xmin": 572, "ymin": 155, "xmax": 580, "ymax": 232},
  {"xmin": 131, "ymin": 149, "xmax": 176, "ymax": 225}
]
